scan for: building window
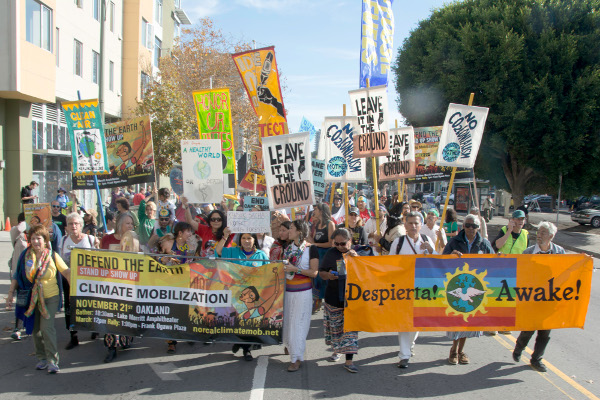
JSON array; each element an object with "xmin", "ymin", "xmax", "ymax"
[
  {"xmin": 154, "ymin": 37, "xmax": 162, "ymax": 67},
  {"xmin": 109, "ymin": 61, "xmax": 114, "ymax": 91},
  {"xmin": 74, "ymin": 39, "xmax": 83, "ymax": 77},
  {"xmin": 109, "ymin": 1, "xmax": 115, "ymax": 32},
  {"xmin": 55, "ymin": 27, "xmax": 59, "ymax": 66},
  {"xmin": 26, "ymin": 0, "xmax": 53, "ymax": 52},
  {"xmin": 141, "ymin": 72, "xmax": 151, "ymax": 99},
  {"xmin": 142, "ymin": 19, "xmax": 153, "ymax": 49},
  {"xmin": 155, "ymin": 0, "xmax": 162, "ymax": 26},
  {"xmin": 93, "ymin": 0, "xmax": 100, "ymax": 21},
  {"xmin": 92, "ymin": 51, "xmax": 100, "ymax": 84}
]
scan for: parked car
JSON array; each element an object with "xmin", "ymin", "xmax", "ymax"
[
  {"xmin": 441, "ymin": 193, "xmax": 454, "ymax": 205},
  {"xmin": 571, "ymin": 205, "xmax": 600, "ymax": 228},
  {"xmin": 574, "ymin": 195, "xmax": 600, "ymax": 211}
]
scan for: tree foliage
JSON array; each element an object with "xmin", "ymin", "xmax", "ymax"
[
  {"xmin": 393, "ymin": 0, "xmax": 600, "ymax": 204},
  {"xmin": 136, "ymin": 18, "xmax": 259, "ymax": 175}
]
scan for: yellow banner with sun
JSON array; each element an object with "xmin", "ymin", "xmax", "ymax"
[{"xmin": 344, "ymin": 254, "xmax": 593, "ymax": 332}]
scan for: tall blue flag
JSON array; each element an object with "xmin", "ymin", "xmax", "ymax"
[
  {"xmin": 359, "ymin": 0, "xmax": 394, "ymax": 88},
  {"xmin": 299, "ymin": 117, "xmax": 317, "ymax": 152}
]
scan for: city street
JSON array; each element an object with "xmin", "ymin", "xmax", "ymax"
[{"xmin": 0, "ymin": 233, "xmax": 598, "ymax": 400}]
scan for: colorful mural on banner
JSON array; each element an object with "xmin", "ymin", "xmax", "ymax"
[
  {"xmin": 232, "ymin": 46, "xmax": 288, "ymax": 140},
  {"xmin": 359, "ymin": 0, "xmax": 395, "ymax": 88},
  {"xmin": 192, "ymin": 88, "xmax": 235, "ymax": 174},
  {"xmin": 262, "ymin": 132, "xmax": 314, "ymax": 209},
  {"xmin": 70, "ymin": 249, "xmax": 284, "ymax": 344},
  {"xmin": 349, "ymin": 85, "xmax": 390, "ymax": 157},
  {"xmin": 243, "ymin": 196, "xmax": 269, "ymax": 211},
  {"xmin": 436, "ymin": 104, "xmax": 489, "ymax": 169},
  {"xmin": 239, "ymin": 170, "xmax": 267, "ymax": 192},
  {"xmin": 406, "ymin": 127, "xmax": 473, "ymax": 184},
  {"xmin": 74, "ymin": 117, "xmax": 155, "ymax": 189},
  {"xmin": 312, "ymin": 159, "xmax": 326, "ymax": 199},
  {"xmin": 181, "ymin": 139, "xmax": 223, "ymax": 204},
  {"xmin": 344, "ymin": 254, "xmax": 593, "ymax": 332},
  {"xmin": 378, "ymin": 126, "xmax": 416, "ymax": 181},
  {"xmin": 24, "ymin": 203, "xmax": 52, "ymax": 229},
  {"xmin": 320, "ymin": 117, "xmax": 367, "ymax": 183},
  {"xmin": 62, "ymin": 99, "xmax": 109, "ymax": 175}
]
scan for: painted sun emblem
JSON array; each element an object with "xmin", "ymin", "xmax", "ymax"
[{"xmin": 438, "ymin": 263, "xmax": 491, "ymax": 322}]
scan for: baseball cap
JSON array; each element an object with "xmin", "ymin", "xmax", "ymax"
[
  {"xmin": 357, "ymin": 196, "xmax": 367, "ymax": 202},
  {"xmin": 348, "ymin": 207, "xmax": 359, "ymax": 215},
  {"xmin": 428, "ymin": 209, "xmax": 440, "ymax": 217},
  {"xmin": 159, "ymin": 208, "xmax": 172, "ymax": 218},
  {"xmin": 512, "ymin": 210, "xmax": 526, "ymax": 219}
]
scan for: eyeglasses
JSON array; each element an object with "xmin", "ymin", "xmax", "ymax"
[
  {"xmin": 464, "ymin": 223, "xmax": 479, "ymax": 229},
  {"xmin": 210, "ymin": 218, "xmax": 222, "ymax": 222},
  {"xmin": 411, "ymin": 206, "xmax": 419, "ymax": 209},
  {"xmin": 333, "ymin": 241, "xmax": 348, "ymax": 246},
  {"xmin": 51, "ymin": 205, "xmax": 61, "ymax": 208},
  {"xmin": 159, "ymin": 218, "xmax": 170, "ymax": 222}
]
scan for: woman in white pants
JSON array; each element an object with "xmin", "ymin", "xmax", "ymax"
[{"xmin": 282, "ymin": 220, "xmax": 318, "ymax": 372}]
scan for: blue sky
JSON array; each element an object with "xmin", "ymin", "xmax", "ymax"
[{"xmin": 184, "ymin": 0, "xmax": 450, "ymax": 132}]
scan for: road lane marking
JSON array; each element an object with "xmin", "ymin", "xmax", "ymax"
[
  {"xmin": 249, "ymin": 356, "xmax": 269, "ymax": 400},
  {"xmin": 494, "ymin": 334, "xmax": 599, "ymax": 400},
  {"xmin": 149, "ymin": 362, "xmax": 182, "ymax": 381}
]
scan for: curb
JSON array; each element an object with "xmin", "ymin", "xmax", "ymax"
[{"xmin": 555, "ymin": 242, "xmax": 600, "ymax": 260}]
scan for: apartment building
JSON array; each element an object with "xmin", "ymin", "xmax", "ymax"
[{"xmin": 0, "ymin": 0, "xmax": 190, "ymax": 225}]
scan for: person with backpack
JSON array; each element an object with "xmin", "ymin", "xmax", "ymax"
[
  {"xmin": 59, "ymin": 213, "xmax": 99, "ymax": 350},
  {"xmin": 389, "ymin": 211, "xmax": 437, "ymax": 369}
]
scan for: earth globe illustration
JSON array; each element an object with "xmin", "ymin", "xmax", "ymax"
[
  {"xmin": 194, "ymin": 159, "xmax": 211, "ymax": 179},
  {"xmin": 79, "ymin": 133, "xmax": 96, "ymax": 157},
  {"xmin": 446, "ymin": 273, "xmax": 485, "ymax": 313}
]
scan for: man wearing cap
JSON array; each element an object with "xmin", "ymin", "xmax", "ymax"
[
  {"xmin": 409, "ymin": 200, "xmax": 426, "ymax": 221},
  {"xmin": 491, "ymin": 209, "xmax": 529, "ymax": 335},
  {"xmin": 493, "ymin": 210, "xmax": 529, "ymax": 254},
  {"xmin": 420, "ymin": 208, "xmax": 447, "ymax": 253},
  {"xmin": 147, "ymin": 208, "xmax": 174, "ymax": 250},
  {"xmin": 356, "ymin": 196, "xmax": 373, "ymax": 222},
  {"xmin": 339, "ymin": 207, "xmax": 368, "ymax": 246}
]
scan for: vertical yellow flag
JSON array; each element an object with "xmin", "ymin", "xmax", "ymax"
[{"xmin": 232, "ymin": 46, "xmax": 288, "ymax": 140}]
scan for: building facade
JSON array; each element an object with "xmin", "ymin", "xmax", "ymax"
[{"xmin": 0, "ymin": 0, "xmax": 190, "ymax": 226}]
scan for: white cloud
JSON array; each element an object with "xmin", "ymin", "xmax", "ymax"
[{"xmin": 185, "ymin": 0, "xmax": 225, "ymax": 20}]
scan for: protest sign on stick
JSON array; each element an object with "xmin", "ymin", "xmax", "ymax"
[
  {"xmin": 320, "ymin": 117, "xmax": 366, "ymax": 182},
  {"xmin": 243, "ymin": 196, "xmax": 269, "ymax": 211},
  {"xmin": 227, "ymin": 211, "xmax": 271, "ymax": 233},
  {"xmin": 311, "ymin": 159, "xmax": 326, "ymax": 199},
  {"xmin": 24, "ymin": 203, "xmax": 52, "ymax": 229},
  {"xmin": 379, "ymin": 126, "xmax": 415, "ymax": 181},
  {"xmin": 232, "ymin": 46, "xmax": 288, "ymax": 141},
  {"xmin": 181, "ymin": 139, "xmax": 223, "ymax": 204},
  {"xmin": 349, "ymin": 85, "xmax": 390, "ymax": 158},
  {"xmin": 262, "ymin": 132, "xmax": 314, "ymax": 209},
  {"xmin": 62, "ymin": 99, "xmax": 109, "ymax": 176}
]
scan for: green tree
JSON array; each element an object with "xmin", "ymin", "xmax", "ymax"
[
  {"xmin": 393, "ymin": 0, "xmax": 600, "ymax": 205},
  {"xmin": 136, "ymin": 18, "xmax": 259, "ymax": 176}
]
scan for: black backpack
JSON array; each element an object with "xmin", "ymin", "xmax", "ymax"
[{"xmin": 395, "ymin": 234, "xmax": 430, "ymax": 254}]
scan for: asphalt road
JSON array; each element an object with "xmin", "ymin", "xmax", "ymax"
[{"xmin": 0, "ymin": 243, "xmax": 598, "ymax": 400}]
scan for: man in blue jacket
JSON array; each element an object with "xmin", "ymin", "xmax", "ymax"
[{"xmin": 442, "ymin": 214, "xmax": 494, "ymax": 255}]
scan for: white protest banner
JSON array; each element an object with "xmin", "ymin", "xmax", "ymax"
[
  {"xmin": 243, "ymin": 196, "xmax": 269, "ymax": 211},
  {"xmin": 321, "ymin": 117, "xmax": 366, "ymax": 182},
  {"xmin": 181, "ymin": 139, "xmax": 223, "ymax": 203},
  {"xmin": 262, "ymin": 131, "xmax": 314, "ymax": 209},
  {"xmin": 348, "ymin": 85, "xmax": 390, "ymax": 158},
  {"xmin": 227, "ymin": 211, "xmax": 271, "ymax": 234},
  {"xmin": 436, "ymin": 104, "xmax": 489, "ymax": 168},
  {"xmin": 312, "ymin": 159, "xmax": 326, "ymax": 199},
  {"xmin": 378, "ymin": 126, "xmax": 416, "ymax": 181}
]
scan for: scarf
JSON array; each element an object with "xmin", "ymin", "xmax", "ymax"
[
  {"xmin": 24, "ymin": 248, "xmax": 52, "ymax": 319},
  {"xmin": 284, "ymin": 241, "xmax": 306, "ymax": 267}
]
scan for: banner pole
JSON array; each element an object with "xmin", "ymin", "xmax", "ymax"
[
  {"xmin": 343, "ymin": 104, "xmax": 350, "ymax": 228},
  {"xmin": 472, "ymin": 169, "xmax": 480, "ymax": 210},
  {"xmin": 366, "ymin": 79, "xmax": 381, "ymax": 236},
  {"xmin": 329, "ymin": 182, "xmax": 336, "ymax": 205},
  {"xmin": 436, "ymin": 92, "xmax": 474, "ymax": 249},
  {"xmin": 395, "ymin": 120, "xmax": 402, "ymax": 206}
]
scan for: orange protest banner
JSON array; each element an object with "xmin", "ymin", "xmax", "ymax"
[
  {"xmin": 344, "ymin": 254, "xmax": 593, "ymax": 332},
  {"xmin": 232, "ymin": 46, "xmax": 288, "ymax": 141}
]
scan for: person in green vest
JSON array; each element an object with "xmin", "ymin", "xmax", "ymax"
[
  {"xmin": 492, "ymin": 210, "xmax": 529, "ymax": 254},
  {"xmin": 490, "ymin": 209, "xmax": 529, "ymax": 335}
]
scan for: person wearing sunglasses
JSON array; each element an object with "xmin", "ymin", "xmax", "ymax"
[
  {"xmin": 182, "ymin": 197, "xmax": 232, "ymax": 257},
  {"xmin": 442, "ymin": 213, "xmax": 494, "ymax": 365},
  {"xmin": 146, "ymin": 208, "xmax": 174, "ymax": 250},
  {"xmin": 50, "ymin": 201, "xmax": 67, "ymax": 236},
  {"xmin": 319, "ymin": 228, "xmax": 360, "ymax": 373}
]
